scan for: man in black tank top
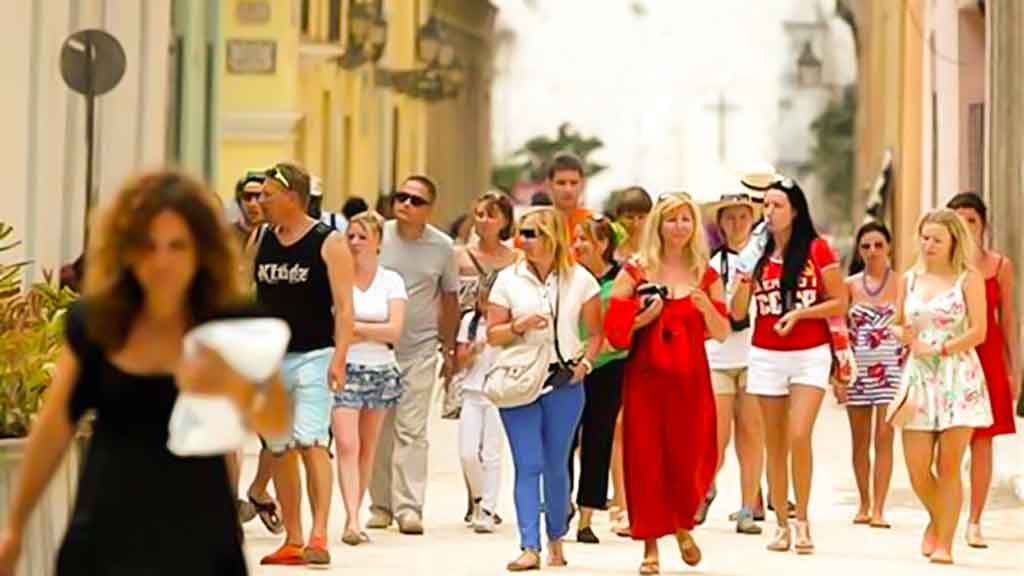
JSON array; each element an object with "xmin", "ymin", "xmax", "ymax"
[{"xmin": 252, "ymin": 163, "xmax": 354, "ymax": 566}]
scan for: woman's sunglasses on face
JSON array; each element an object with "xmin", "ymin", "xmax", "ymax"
[
  {"xmin": 393, "ymin": 191, "xmax": 431, "ymax": 207},
  {"xmin": 860, "ymin": 241, "xmax": 886, "ymax": 250},
  {"xmin": 518, "ymin": 227, "xmax": 540, "ymax": 240}
]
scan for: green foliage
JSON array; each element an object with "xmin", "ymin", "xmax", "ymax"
[
  {"xmin": 491, "ymin": 123, "xmax": 608, "ymax": 193},
  {"xmin": 810, "ymin": 85, "xmax": 856, "ymax": 226},
  {"xmin": 0, "ymin": 222, "xmax": 78, "ymax": 438}
]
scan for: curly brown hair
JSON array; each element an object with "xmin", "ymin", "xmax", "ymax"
[{"xmin": 83, "ymin": 170, "xmax": 245, "ymax": 351}]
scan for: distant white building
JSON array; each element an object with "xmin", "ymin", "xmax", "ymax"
[{"xmin": 773, "ymin": 0, "xmax": 857, "ymax": 234}]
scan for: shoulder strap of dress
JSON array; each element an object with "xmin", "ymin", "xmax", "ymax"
[
  {"xmin": 699, "ymin": 265, "xmax": 718, "ymax": 291},
  {"xmin": 466, "ymin": 248, "xmax": 489, "ymax": 275}
]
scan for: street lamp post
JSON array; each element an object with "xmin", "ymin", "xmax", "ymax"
[
  {"xmin": 797, "ymin": 40, "xmax": 823, "ymax": 87},
  {"xmin": 375, "ymin": 12, "xmax": 464, "ymax": 101}
]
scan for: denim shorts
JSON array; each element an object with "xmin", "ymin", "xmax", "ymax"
[
  {"xmin": 266, "ymin": 347, "xmax": 333, "ymax": 453},
  {"xmin": 333, "ymin": 362, "xmax": 404, "ymax": 410}
]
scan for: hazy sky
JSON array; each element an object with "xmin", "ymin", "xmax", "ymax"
[{"xmin": 490, "ymin": 0, "xmax": 846, "ymax": 207}]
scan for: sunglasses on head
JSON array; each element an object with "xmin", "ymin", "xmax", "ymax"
[
  {"xmin": 264, "ymin": 166, "xmax": 290, "ymax": 190},
  {"xmin": 742, "ymin": 176, "xmax": 796, "ymax": 193},
  {"xmin": 393, "ymin": 191, "xmax": 431, "ymax": 207}
]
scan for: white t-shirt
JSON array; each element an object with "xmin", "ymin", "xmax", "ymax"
[
  {"xmin": 347, "ymin": 267, "xmax": 408, "ymax": 366},
  {"xmin": 489, "ymin": 262, "xmax": 600, "ymax": 360},
  {"xmin": 453, "ymin": 312, "xmax": 497, "ymax": 394},
  {"xmin": 705, "ymin": 250, "xmax": 752, "ymax": 369}
]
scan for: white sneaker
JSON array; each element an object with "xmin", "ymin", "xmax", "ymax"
[{"xmin": 473, "ymin": 508, "xmax": 496, "ymax": 533}]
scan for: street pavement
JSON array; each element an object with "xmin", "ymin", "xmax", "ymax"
[{"xmin": 241, "ymin": 392, "xmax": 1023, "ymax": 575}]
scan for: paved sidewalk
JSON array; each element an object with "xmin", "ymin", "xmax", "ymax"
[{"xmin": 241, "ymin": 396, "xmax": 1023, "ymax": 575}]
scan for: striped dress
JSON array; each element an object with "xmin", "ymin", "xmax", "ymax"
[{"xmin": 848, "ymin": 303, "xmax": 903, "ymax": 406}]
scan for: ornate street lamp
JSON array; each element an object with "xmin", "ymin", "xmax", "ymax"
[
  {"xmin": 375, "ymin": 13, "xmax": 463, "ymax": 101},
  {"xmin": 338, "ymin": 1, "xmax": 387, "ymax": 69},
  {"xmin": 796, "ymin": 40, "xmax": 823, "ymax": 86}
]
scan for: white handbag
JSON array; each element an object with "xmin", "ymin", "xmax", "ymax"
[{"xmin": 483, "ymin": 341, "xmax": 552, "ymax": 408}]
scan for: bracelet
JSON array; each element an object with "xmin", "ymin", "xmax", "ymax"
[{"xmin": 580, "ymin": 358, "xmax": 594, "ymax": 374}]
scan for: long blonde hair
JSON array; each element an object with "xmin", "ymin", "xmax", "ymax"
[
  {"xmin": 638, "ymin": 192, "xmax": 709, "ymax": 278},
  {"xmin": 915, "ymin": 208, "xmax": 975, "ymax": 274},
  {"xmin": 518, "ymin": 207, "xmax": 574, "ymax": 277}
]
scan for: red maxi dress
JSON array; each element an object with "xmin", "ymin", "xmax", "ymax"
[
  {"xmin": 604, "ymin": 263, "xmax": 721, "ymax": 540},
  {"xmin": 974, "ymin": 268, "xmax": 1017, "ymax": 438}
]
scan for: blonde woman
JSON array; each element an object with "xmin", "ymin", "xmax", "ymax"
[
  {"xmin": 487, "ymin": 208, "xmax": 603, "ymax": 571},
  {"xmin": 604, "ymin": 193, "xmax": 730, "ymax": 574},
  {"xmin": 333, "ymin": 211, "xmax": 407, "ymax": 546},
  {"xmin": 890, "ymin": 209, "xmax": 992, "ymax": 564}
]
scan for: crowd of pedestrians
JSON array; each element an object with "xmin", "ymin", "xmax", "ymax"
[{"xmin": 0, "ymin": 152, "xmax": 1019, "ymax": 575}]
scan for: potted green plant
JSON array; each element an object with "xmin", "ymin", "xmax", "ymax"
[{"xmin": 0, "ymin": 222, "xmax": 80, "ymax": 575}]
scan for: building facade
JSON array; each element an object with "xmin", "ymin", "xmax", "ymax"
[
  {"xmin": 0, "ymin": 0, "xmax": 173, "ymax": 280},
  {"xmin": 218, "ymin": 0, "xmax": 495, "ymax": 227}
]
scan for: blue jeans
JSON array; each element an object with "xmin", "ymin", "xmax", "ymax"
[{"xmin": 499, "ymin": 382, "xmax": 585, "ymax": 551}]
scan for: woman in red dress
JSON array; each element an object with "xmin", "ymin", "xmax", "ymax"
[
  {"xmin": 947, "ymin": 193, "xmax": 1019, "ymax": 549},
  {"xmin": 605, "ymin": 192, "xmax": 730, "ymax": 575}
]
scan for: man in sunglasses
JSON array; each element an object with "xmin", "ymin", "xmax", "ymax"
[
  {"xmin": 368, "ymin": 174, "xmax": 460, "ymax": 535},
  {"xmin": 234, "ymin": 171, "xmax": 266, "ymax": 246},
  {"xmin": 253, "ymin": 162, "xmax": 355, "ymax": 566}
]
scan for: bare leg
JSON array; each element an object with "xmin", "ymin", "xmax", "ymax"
[
  {"xmin": 932, "ymin": 428, "xmax": 973, "ymax": 562},
  {"xmin": 226, "ymin": 452, "xmax": 241, "ymax": 496},
  {"xmin": 714, "ymin": 393, "xmax": 736, "ymax": 479},
  {"xmin": 642, "ymin": 538, "xmax": 659, "ymax": 569},
  {"xmin": 249, "ymin": 448, "xmax": 276, "ymax": 498},
  {"xmin": 735, "ymin": 386, "xmax": 764, "ymax": 511},
  {"xmin": 968, "ymin": 435, "xmax": 993, "ymax": 524},
  {"xmin": 610, "ymin": 410, "xmax": 626, "ymax": 514},
  {"xmin": 871, "ymin": 407, "xmax": 895, "ymax": 524},
  {"xmin": 358, "ymin": 409, "xmax": 388, "ymax": 517},
  {"xmin": 272, "ymin": 450, "xmax": 304, "ymax": 546},
  {"xmin": 333, "ymin": 408, "xmax": 362, "ymax": 534},
  {"xmin": 788, "ymin": 385, "xmax": 825, "ymax": 522},
  {"xmin": 300, "ymin": 446, "xmax": 334, "ymax": 541},
  {"xmin": 758, "ymin": 395, "xmax": 790, "ymax": 528},
  {"xmin": 846, "ymin": 406, "xmax": 874, "ymax": 521},
  {"xmin": 902, "ymin": 430, "xmax": 939, "ymax": 556}
]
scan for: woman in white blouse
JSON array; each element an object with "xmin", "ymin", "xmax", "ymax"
[
  {"xmin": 487, "ymin": 207, "xmax": 604, "ymax": 571},
  {"xmin": 333, "ymin": 211, "xmax": 407, "ymax": 546}
]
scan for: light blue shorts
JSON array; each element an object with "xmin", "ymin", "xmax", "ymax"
[{"xmin": 266, "ymin": 347, "xmax": 334, "ymax": 453}]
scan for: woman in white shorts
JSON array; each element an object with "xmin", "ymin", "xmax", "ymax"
[{"xmin": 730, "ymin": 177, "xmax": 845, "ymax": 555}]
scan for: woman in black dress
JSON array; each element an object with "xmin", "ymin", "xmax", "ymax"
[{"xmin": 0, "ymin": 170, "xmax": 290, "ymax": 575}]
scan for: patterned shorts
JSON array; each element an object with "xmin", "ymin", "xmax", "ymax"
[{"xmin": 333, "ymin": 363, "xmax": 404, "ymax": 410}]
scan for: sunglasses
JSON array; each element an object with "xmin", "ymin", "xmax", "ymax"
[
  {"xmin": 518, "ymin": 228, "xmax": 540, "ymax": 240},
  {"xmin": 241, "ymin": 192, "xmax": 261, "ymax": 202},
  {"xmin": 393, "ymin": 191, "xmax": 431, "ymax": 207},
  {"xmin": 859, "ymin": 241, "xmax": 887, "ymax": 250},
  {"xmin": 264, "ymin": 166, "xmax": 291, "ymax": 190}
]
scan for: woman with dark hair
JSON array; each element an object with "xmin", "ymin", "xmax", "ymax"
[
  {"xmin": 946, "ymin": 192, "xmax": 1018, "ymax": 549},
  {"xmin": 844, "ymin": 221, "xmax": 901, "ymax": 528},
  {"xmin": 0, "ymin": 170, "xmax": 290, "ymax": 575},
  {"xmin": 730, "ymin": 178, "xmax": 845, "ymax": 554},
  {"xmin": 449, "ymin": 213, "xmax": 474, "ymax": 246},
  {"xmin": 452, "ymin": 191, "xmax": 517, "ymax": 526},
  {"xmin": 569, "ymin": 214, "xmax": 627, "ymax": 544}
]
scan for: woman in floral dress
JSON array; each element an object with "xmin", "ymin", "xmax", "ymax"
[
  {"xmin": 844, "ymin": 222, "xmax": 901, "ymax": 529},
  {"xmin": 890, "ymin": 209, "xmax": 992, "ymax": 565}
]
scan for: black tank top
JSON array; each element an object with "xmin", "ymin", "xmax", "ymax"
[{"xmin": 254, "ymin": 222, "xmax": 335, "ymax": 352}]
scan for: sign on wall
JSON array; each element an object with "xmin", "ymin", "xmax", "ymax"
[
  {"xmin": 236, "ymin": 1, "xmax": 271, "ymax": 24},
  {"xmin": 226, "ymin": 39, "xmax": 276, "ymax": 74}
]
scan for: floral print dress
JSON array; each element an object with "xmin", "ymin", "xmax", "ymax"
[{"xmin": 899, "ymin": 273, "xmax": 993, "ymax": 431}]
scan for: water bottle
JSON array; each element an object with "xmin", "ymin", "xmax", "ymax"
[{"xmin": 736, "ymin": 221, "xmax": 768, "ymax": 275}]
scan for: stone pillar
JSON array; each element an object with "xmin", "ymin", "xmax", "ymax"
[{"xmin": 988, "ymin": 0, "xmax": 1024, "ymax": 496}]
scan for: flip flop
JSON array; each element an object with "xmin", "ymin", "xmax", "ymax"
[
  {"xmin": 638, "ymin": 560, "xmax": 660, "ymax": 574},
  {"xmin": 249, "ymin": 493, "xmax": 285, "ymax": 534},
  {"xmin": 853, "ymin": 514, "xmax": 871, "ymax": 525},
  {"xmin": 869, "ymin": 520, "xmax": 892, "ymax": 529}
]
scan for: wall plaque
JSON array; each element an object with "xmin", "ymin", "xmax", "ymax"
[
  {"xmin": 226, "ymin": 39, "xmax": 276, "ymax": 74},
  {"xmin": 236, "ymin": 1, "xmax": 271, "ymax": 24}
]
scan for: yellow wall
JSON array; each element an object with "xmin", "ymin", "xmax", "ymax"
[{"xmin": 217, "ymin": 0, "xmax": 302, "ymax": 200}]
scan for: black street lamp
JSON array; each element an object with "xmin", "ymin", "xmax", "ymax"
[
  {"xmin": 797, "ymin": 40, "xmax": 823, "ymax": 87},
  {"xmin": 375, "ymin": 13, "xmax": 464, "ymax": 101}
]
